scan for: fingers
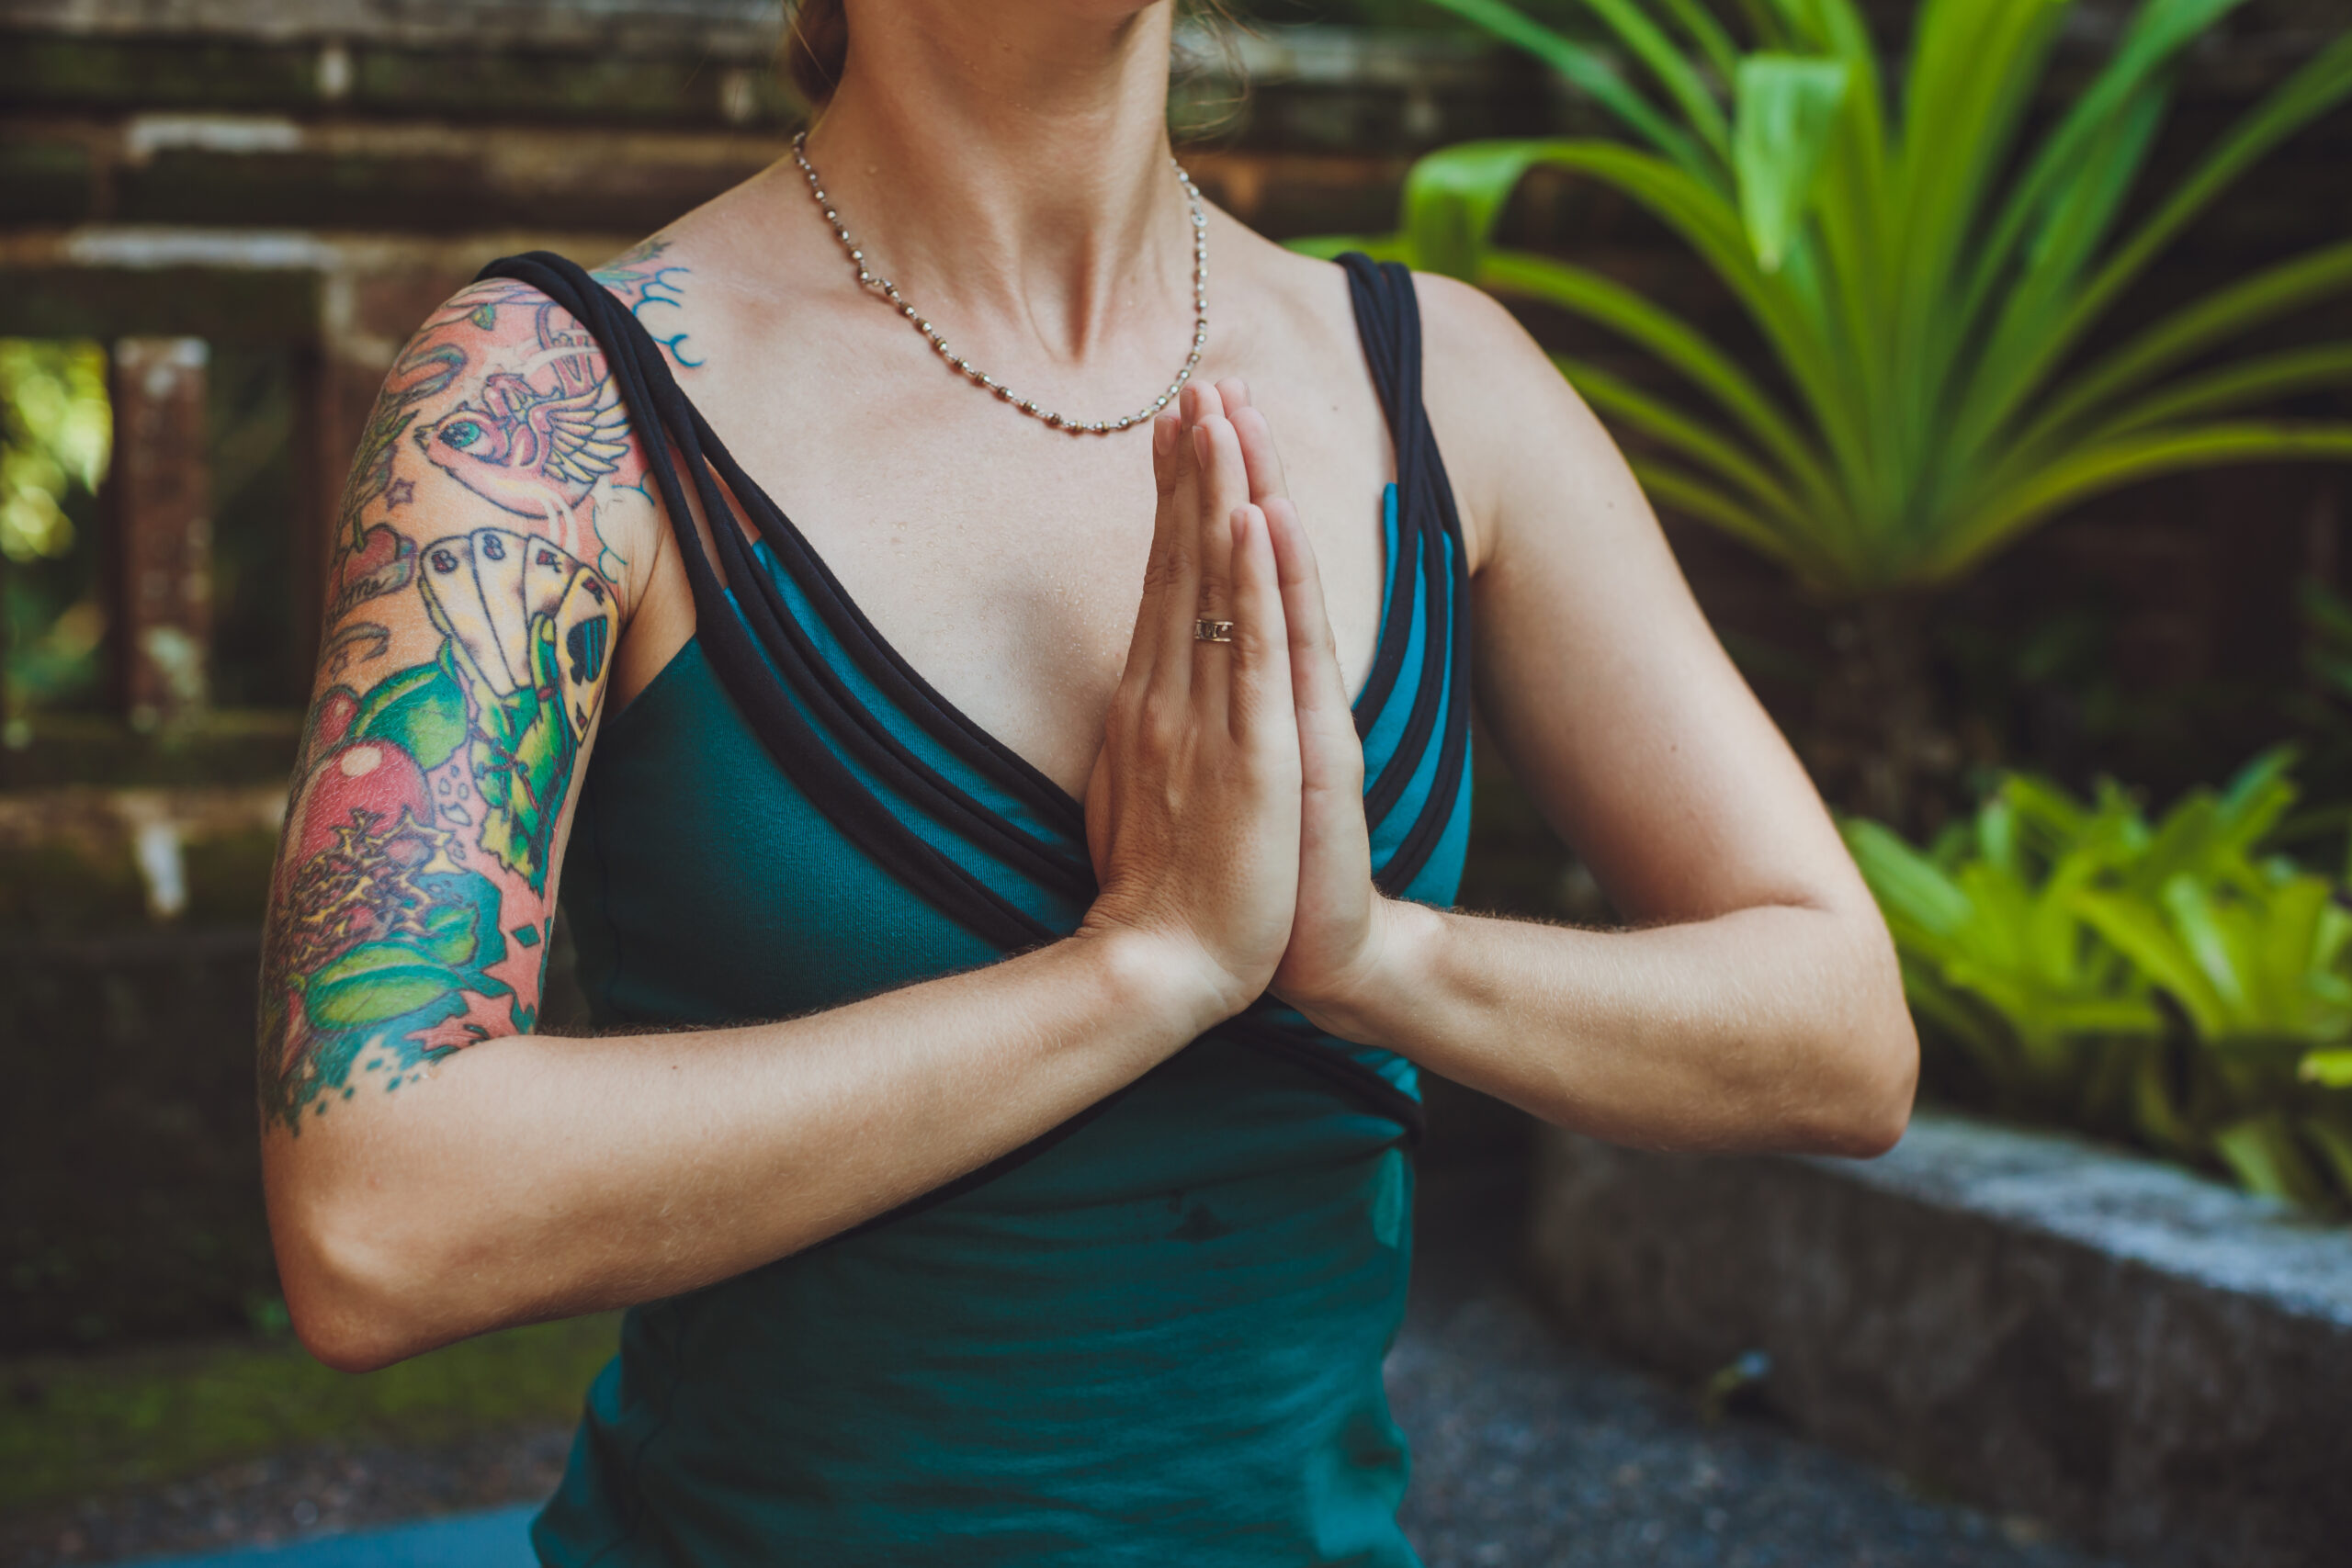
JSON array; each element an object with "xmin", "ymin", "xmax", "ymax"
[
  {"xmin": 1265, "ymin": 496, "xmax": 1358, "ymax": 759},
  {"xmin": 1125, "ymin": 382, "xmax": 1282, "ymax": 741},
  {"xmin": 1218, "ymin": 378, "xmax": 1291, "ymax": 507},
  {"xmin": 1136, "ymin": 385, "xmax": 1232, "ymax": 690},
  {"xmin": 1127, "ymin": 407, "xmax": 1200, "ymax": 698},
  {"xmin": 1211, "ymin": 379, "xmax": 1317, "ymax": 747},
  {"xmin": 1184, "ymin": 378, "xmax": 1308, "ymax": 750},
  {"xmin": 1225, "ymin": 501, "xmax": 1295, "ymax": 746},
  {"xmin": 1189, "ymin": 408, "xmax": 1252, "ymax": 636},
  {"xmin": 1190, "ymin": 417, "xmax": 1244, "ymax": 614},
  {"xmin": 1185, "ymin": 379, "xmax": 1228, "ymax": 427},
  {"xmin": 1188, "ymin": 412, "xmax": 1251, "ymax": 733},
  {"xmin": 1231, "ymin": 408, "xmax": 1289, "ymax": 507}
]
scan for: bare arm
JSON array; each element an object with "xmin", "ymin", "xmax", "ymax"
[
  {"xmin": 1220, "ymin": 274, "xmax": 1916, "ymax": 1157},
  {"xmin": 275, "ymin": 936, "xmax": 1226, "ymax": 1369},
  {"xmin": 262, "ymin": 276, "xmax": 1299, "ymax": 1370}
]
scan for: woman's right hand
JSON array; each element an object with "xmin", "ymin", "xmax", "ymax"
[{"xmin": 1081, "ymin": 386, "xmax": 1302, "ymax": 1024}]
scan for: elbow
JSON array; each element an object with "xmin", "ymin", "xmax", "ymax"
[
  {"xmin": 1815, "ymin": 1028, "xmax": 1917, "ymax": 1158},
  {"xmin": 1809, "ymin": 955, "xmax": 1920, "ymax": 1160},
  {"xmin": 267, "ymin": 1184, "xmax": 445, "ymax": 1373},
  {"xmin": 290, "ymin": 1307, "xmax": 408, "ymax": 1377},
  {"xmin": 1775, "ymin": 912, "xmax": 1918, "ymax": 1159},
  {"xmin": 277, "ymin": 1235, "xmax": 423, "ymax": 1374}
]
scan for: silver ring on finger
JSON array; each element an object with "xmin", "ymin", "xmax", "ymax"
[{"xmin": 1193, "ymin": 618, "xmax": 1236, "ymax": 644}]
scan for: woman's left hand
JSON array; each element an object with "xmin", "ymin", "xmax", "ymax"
[{"xmin": 1209, "ymin": 380, "xmax": 1398, "ymax": 1037}]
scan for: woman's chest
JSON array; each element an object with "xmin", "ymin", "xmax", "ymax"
[{"xmin": 625, "ymin": 358, "xmax": 1394, "ymax": 796}]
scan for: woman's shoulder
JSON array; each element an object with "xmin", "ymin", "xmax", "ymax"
[
  {"xmin": 433, "ymin": 237, "xmax": 704, "ymax": 374},
  {"xmin": 374, "ymin": 241, "xmax": 691, "ymax": 616},
  {"xmin": 1226, "ymin": 224, "xmax": 1529, "ymax": 355},
  {"xmin": 1410, "ymin": 265, "xmax": 1607, "ymax": 575},
  {"xmin": 1219, "ymin": 228, "xmax": 1570, "ymax": 573}
]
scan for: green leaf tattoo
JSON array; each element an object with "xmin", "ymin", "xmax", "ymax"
[{"xmin": 264, "ymin": 279, "xmax": 631, "ymax": 1133}]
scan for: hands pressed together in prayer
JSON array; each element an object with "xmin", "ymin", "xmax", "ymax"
[{"xmin": 1082, "ymin": 379, "xmax": 1394, "ymax": 1036}]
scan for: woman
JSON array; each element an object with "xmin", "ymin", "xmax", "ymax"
[{"xmin": 258, "ymin": 1, "xmax": 1917, "ymax": 1562}]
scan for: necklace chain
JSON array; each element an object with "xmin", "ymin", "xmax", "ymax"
[{"xmin": 790, "ymin": 131, "xmax": 1209, "ymax": 436}]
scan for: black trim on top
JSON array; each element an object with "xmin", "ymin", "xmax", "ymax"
[
  {"xmin": 1342, "ymin": 264, "xmax": 1420, "ymax": 740},
  {"xmin": 678, "ymin": 413, "xmax": 1093, "ymax": 901},
  {"xmin": 1339, "ymin": 255, "xmax": 1475, "ymax": 900},
  {"xmin": 472, "ymin": 250, "xmax": 1457, "ymax": 1159},
  {"xmin": 481, "ymin": 256, "xmax": 1056, "ymax": 948},
  {"xmin": 694, "ymin": 428, "xmax": 1088, "ymax": 840}
]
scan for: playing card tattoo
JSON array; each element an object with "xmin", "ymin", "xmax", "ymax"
[{"xmin": 261, "ymin": 251, "xmax": 670, "ymax": 1132}]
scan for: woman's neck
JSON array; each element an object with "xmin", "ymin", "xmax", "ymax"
[{"xmin": 796, "ymin": 0, "xmax": 1193, "ymax": 365}]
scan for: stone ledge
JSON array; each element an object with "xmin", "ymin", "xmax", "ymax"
[
  {"xmin": 2, "ymin": 0, "xmax": 785, "ymax": 57},
  {"xmin": 1525, "ymin": 1110, "xmax": 2352, "ymax": 1568}
]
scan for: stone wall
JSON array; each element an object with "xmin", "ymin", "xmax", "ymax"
[{"xmin": 1527, "ymin": 1112, "xmax": 2352, "ymax": 1568}]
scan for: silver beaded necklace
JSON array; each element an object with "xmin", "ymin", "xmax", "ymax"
[{"xmin": 790, "ymin": 131, "xmax": 1209, "ymax": 435}]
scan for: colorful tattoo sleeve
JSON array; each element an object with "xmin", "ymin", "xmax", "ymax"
[{"xmin": 259, "ymin": 245, "xmax": 684, "ymax": 1133}]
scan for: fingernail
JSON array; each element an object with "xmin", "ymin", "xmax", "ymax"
[
  {"xmin": 1193, "ymin": 423, "xmax": 1211, "ymax": 467},
  {"xmin": 1154, "ymin": 412, "xmax": 1177, "ymax": 458}
]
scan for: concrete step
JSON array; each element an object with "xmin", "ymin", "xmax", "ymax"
[{"xmin": 1526, "ymin": 1109, "xmax": 2352, "ymax": 1568}]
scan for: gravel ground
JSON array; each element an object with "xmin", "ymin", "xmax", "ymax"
[
  {"xmin": 1384, "ymin": 1163, "xmax": 2126, "ymax": 1568},
  {"xmin": 1388, "ymin": 1287, "xmax": 2120, "ymax": 1568},
  {"xmin": 6, "ymin": 1166, "xmax": 2128, "ymax": 1568},
  {"xmin": 0, "ymin": 1430, "xmax": 572, "ymax": 1567}
]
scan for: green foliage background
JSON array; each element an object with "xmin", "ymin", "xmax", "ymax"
[
  {"xmin": 1, "ymin": 1316, "xmax": 617, "ymax": 1514},
  {"xmin": 1311, "ymin": 0, "xmax": 2352, "ymax": 595},
  {"xmin": 1848, "ymin": 750, "xmax": 2352, "ymax": 1208}
]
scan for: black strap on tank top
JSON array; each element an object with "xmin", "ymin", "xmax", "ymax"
[
  {"xmin": 474, "ymin": 251, "xmax": 1458, "ymax": 1151},
  {"xmin": 1340, "ymin": 254, "xmax": 1476, "ymax": 901}
]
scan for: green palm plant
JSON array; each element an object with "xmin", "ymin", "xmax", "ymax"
[{"xmin": 1306, "ymin": 0, "xmax": 2352, "ymax": 820}]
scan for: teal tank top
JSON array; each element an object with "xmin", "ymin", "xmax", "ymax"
[{"xmin": 482, "ymin": 253, "xmax": 1475, "ymax": 1566}]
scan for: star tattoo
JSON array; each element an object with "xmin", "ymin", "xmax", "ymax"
[{"xmin": 387, "ymin": 478, "xmax": 416, "ymax": 509}]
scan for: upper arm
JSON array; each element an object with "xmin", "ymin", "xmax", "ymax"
[
  {"xmin": 258, "ymin": 276, "xmax": 659, "ymax": 1137},
  {"xmin": 1414, "ymin": 272, "xmax": 1868, "ymax": 926}
]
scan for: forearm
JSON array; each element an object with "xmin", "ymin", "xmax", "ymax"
[
  {"xmin": 1314, "ymin": 896, "xmax": 1916, "ymax": 1156},
  {"xmin": 266, "ymin": 927, "xmax": 1218, "ymax": 1370}
]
